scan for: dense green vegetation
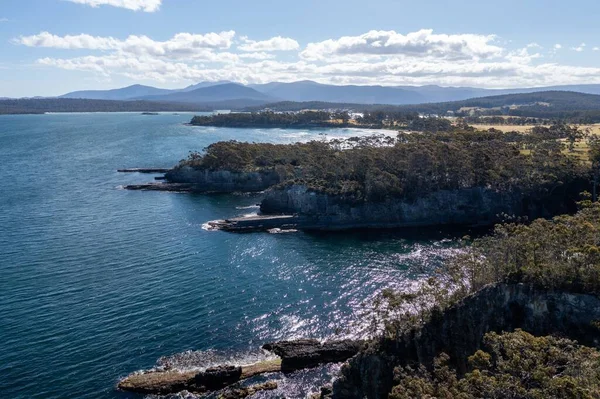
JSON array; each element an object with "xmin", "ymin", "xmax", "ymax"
[
  {"xmin": 180, "ymin": 124, "xmax": 587, "ymax": 202},
  {"xmin": 465, "ymin": 200, "xmax": 600, "ymax": 293},
  {"xmin": 390, "ymin": 329, "xmax": 600, "ymax": 399},
  {"xmin": 190, "ymin": 109, "xmax": 455, "ymax": 131},
  {"xmin": 0, "ymin": 98, "xmax": 212, "ymax": 114}
]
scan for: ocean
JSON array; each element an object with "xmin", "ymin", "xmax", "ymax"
[{"xmin": 0, "ymin": 113, "xmax": 460, "ymax": 398}]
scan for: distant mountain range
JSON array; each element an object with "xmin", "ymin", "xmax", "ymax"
[
  {"xmin": 60, "ymin": 85, "xmax": 173, "ymax": 100},
  {"xmin": 56, "ymin": 81, "xmax": 600, "ymax": 108},
  {"xmin": 5, "ymin": 90, "xmax": 600, "ymax": 120},
  {"xmin": 140, "ymin": 83, "xmax": 274, "ymax": 103}
]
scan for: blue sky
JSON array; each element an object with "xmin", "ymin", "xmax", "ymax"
[{"xmin": 2, "ymin": 0, "xmax": 600, "ymax": 97}]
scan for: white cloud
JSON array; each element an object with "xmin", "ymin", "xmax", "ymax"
[
  {"xmin": 36, "ymin": 51, "xmax": 600, "ymax": 89},
  {"xmin": 15, "ymin": 31, "xmax": 236, "ymax": 59},
  {"xmin": 65, "ymin": 0, "xmax": 162, "ymax": 12},
  {"xmin": 301, "ymin": 29, "xmax": 504, "ymax": 61},
  {"xmin": 594, "ymin": 47, "xmax": 600, "ymax": 51},
  {"xmin": 554, "ymin": 44, "xmax": 562, "ymax": 49},
  {"xmin": 18, "ymin": 28, "xmax": 600, "ymax": 89},
  {"xmin": 238, "ymin": 36, "xmax": 300, "ymax": 52},
  {"xmin": 238, "ymin": 52, "xmax": 275, "ymax": 60},
  {"xmin": 572, "ymin": 43, "xmax": 586, "ymax": 52}
]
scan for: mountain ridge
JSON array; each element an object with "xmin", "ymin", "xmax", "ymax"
[
  {"xmin": 56, "ymin": 81, "xmax": 600, "ymax": 106},
  {"xmin": 137, "ymin": 83, "xmax": 277, "ymax": 104},
  {"xmin": 60, "ymin": 84, "xmax": 173, "ymax": 100}
]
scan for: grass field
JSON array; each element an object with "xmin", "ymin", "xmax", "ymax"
[
  {"xmin": 471, "ymin": 123, "xmax": 600, "ymax": 162},
  {"xmin": 471, "ymin": 123, "xmax": 600, "ymax": 135}
]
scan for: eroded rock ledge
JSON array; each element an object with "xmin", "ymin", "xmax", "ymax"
[
  {"xmin": 121, "ymin": 166, "xmax": 284, "ymax": 193},
  {"xmin": 332, "ymin": 283, "xmax": 600, "ymax": 399},
  {"xmin": 117, "ymin": 339, "xmax": 362, "ymax": 396}
]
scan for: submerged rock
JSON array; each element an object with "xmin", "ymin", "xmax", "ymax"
[
  {"xmin": 309, "ymin": 384, "xmax": 333, "ymax": 399},
  {"xmin": 218, "ymin": 381, "xmax": 278, "ymax": 399}
]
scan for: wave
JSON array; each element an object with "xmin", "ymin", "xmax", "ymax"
[
  {"xmin": 235, "ymin": 205, "xmax": 260, "ymax": 210},
  {"xmin": 201, "ymin": 221, "xmax": 222, "ymax": 231},
  {"xmin": 154, "ymin": 348, "xmax": 278, "ymax": 372}
]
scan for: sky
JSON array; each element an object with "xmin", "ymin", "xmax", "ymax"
[{"xmin": 2, "ymin": 0, "xmax": 600, "ymax": 97}]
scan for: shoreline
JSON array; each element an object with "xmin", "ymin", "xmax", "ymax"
[
  {"xmin": 118, "ymin": 339, "xmax": 362, "ymax": 395},
  {"xmin": 188, "ymin": 122, "xmax": 396, "ymax": 131}
]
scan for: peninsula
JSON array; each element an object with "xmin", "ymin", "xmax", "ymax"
[
  {"xmin": 189, "ymin": 110, "xmax": 454, "ymax": 131},
  {"xmin": 123, "ymin": 122, "xmax": 591, "ymax": 231}
]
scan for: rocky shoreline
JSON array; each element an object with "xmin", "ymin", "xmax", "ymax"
[
  {"xmin": 117, "ymin": 339, "xmax": 363, "ymax": 396},
  {"xmin": 117, "ymin": 168, "xmax": 171, "ymax": 173},
  {"xmin": 117, "ymin": 283, "xmax": 600, "ymax": 398}
]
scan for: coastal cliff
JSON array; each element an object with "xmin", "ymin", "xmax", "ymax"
[
  {"xmin": 259, "ymin": 184, "xmax": 580, "ymax": 230},
  {"xmin": 332, "ymin": 283, "xmax": 600, "ymax": 398},
  {"xmin": 162, "ymin": 166, "xmax": 283, "ymax": 193}
]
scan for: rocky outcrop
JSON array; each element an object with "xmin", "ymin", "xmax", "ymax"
[
  {"xmin": 123, "ymin": 182, "xmax": 204, "ymax": 192},
  {"xmin": 260, "ymin": 185, "xmax": 579, "ymax": 230},
  {"xmin": 164, "ymin": 166, "xmax": 282, "ymax": 193},
  {"xmin": 117, "ymin": 168, "xmax": 170, "ymax": 173},
  {"xmin": 117, "ymin": 339, "xmax": 362, "ymax": 396},
  {"xmin": 332, "ymin": 283, "xmax": 600, "ymax": 398},
  {"xmin": 118, "ymin": 360, "xmax": 281, "ymax": 395},
  {"xmin": 262, "ymin": 339, "xmax": 364, "ymax": 371},
  {"xmin": 209, "ymin": 215, "xmax": 300, "ymax": 232}
]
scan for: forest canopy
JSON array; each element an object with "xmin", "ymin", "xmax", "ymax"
[
  {"xmin": 390, "ymin": 329, "xmax": 600, "ymax": 399},
  {"xmin": 179, "ymin": 124, "xmax": 588, "ymax": 202}
]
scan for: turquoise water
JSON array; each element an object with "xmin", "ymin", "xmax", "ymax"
[{"xmin": 0, "ymin": 113, "xmax": 460, "ymax": 398}]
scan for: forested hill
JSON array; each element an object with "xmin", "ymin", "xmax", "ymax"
[
  {"xmin": 248, "ymin": 91, "xmax": 600, "ymax": 122},
  {"xmin": 0, "ymin": 98, "xmax": 212, "ymax": 114},
  {"xmin": 437, "ymin": 90, "xmax": 600, "ymax": 111}
]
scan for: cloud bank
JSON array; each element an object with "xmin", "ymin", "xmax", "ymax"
[
  {"xmin": 239, "ymin": 36, "xmax": 300, "ymax": 52},
  {"xmin": 14, "ymin": 28, "xmax": 600, "ymax": 88},
  {"xmin": 65, "ymin": 0, "xmax": 162, "ymax": 12}
]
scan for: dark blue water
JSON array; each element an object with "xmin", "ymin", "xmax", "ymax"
[{"xmin": 0, "ymin": 113, "xmax": 459, "ymax": 399}]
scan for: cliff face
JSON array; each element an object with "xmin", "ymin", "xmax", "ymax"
[
  {"xmin": 260, "ymin": 185, "xmax": 551, "ymax": 229},
  {"xmin": 164, "ymin": 166, "xmax": 282, "ymax": 193},
  {"xmin": 332, "ymin": 283, "xmax": 600, "ymax": 399}
]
